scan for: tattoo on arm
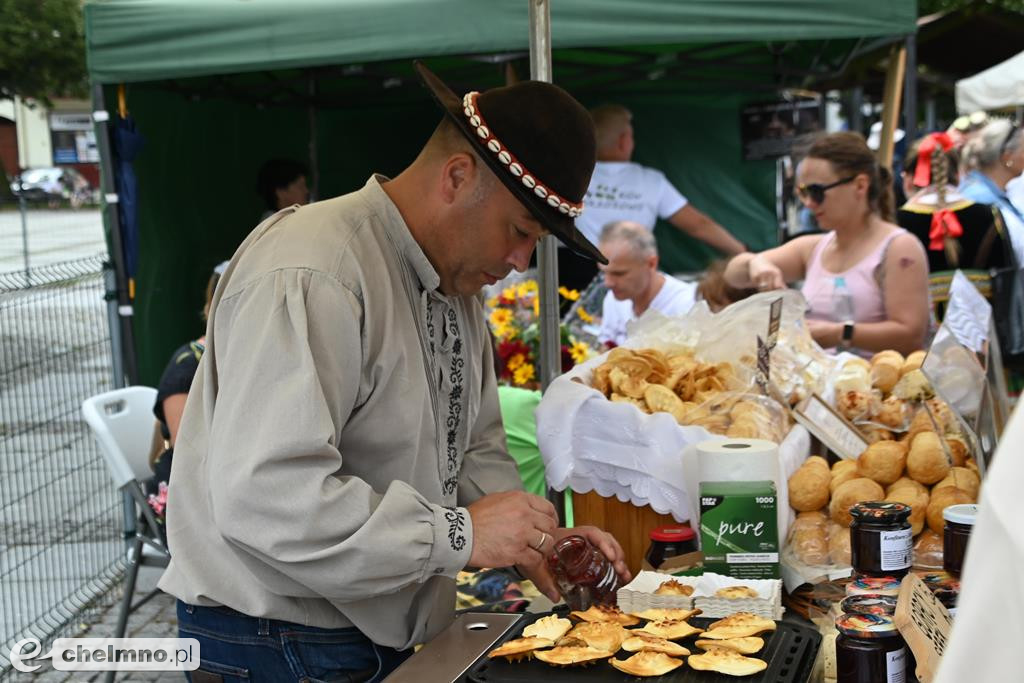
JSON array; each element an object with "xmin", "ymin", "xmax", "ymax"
[{"xmin": 898, "ymin": 256, "xmax": 914, "ymax": 270}]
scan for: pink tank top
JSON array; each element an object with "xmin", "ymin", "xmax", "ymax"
[{"xmin": 800, "ymin": 228, "xmax": 907, "ymax": 327}]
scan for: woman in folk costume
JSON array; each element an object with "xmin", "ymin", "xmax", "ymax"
[{"xmin": 897, "ymin": 133, "xmax": 1011, "ymax": 318}]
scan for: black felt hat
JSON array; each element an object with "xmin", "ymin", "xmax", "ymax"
[{"xmin": 414, "ymin": 61, "xmax": 606, "ymax": 264}]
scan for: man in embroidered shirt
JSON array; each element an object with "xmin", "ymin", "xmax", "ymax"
[
  {"xmin": 598, "ymin": 221, "xmax": 698, "ymax": 346},
  {"xmin": 560, "ymin": 104, "xmax": 746, "ymax": 290},
  {"xmin": 160, "ymin": 63, "xmax": 628, "ymax": 681}
]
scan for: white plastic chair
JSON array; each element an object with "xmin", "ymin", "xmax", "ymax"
[{"xmin": 82, "ymin": 386, "xmax": 170, "ymax": 659}]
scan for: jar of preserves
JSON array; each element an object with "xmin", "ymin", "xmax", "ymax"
[
  {"xmin": 547, "ymin": 535, "xmax": 622, "ymax": 611},
  {"xmin": 942, "ymin": 504, "xmax": 979, "ymax": 578},
  {"xmin": 644, "ymin": 526, "xmax": 698, "ymax": 569},
  {"xmin": 846, "ymin": 575, "xmax": 902, "ymax": 598},
  {"xmin": 835, "ymin": 613, "xmax": 908, "ymax": 683},
  {"xmin": 840, "ymin": 594, "xmax": 898, "ymax": 617},
  {"xmin": 849, "ymin": 501, "xmax": 913, "ymax": 578}
]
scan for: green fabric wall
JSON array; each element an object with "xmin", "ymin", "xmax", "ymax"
[{"xmin": 116, "ymin": 83, "xmax": 773, "ymax": 385}]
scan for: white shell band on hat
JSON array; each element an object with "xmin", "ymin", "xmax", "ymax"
[{"xmin": 462, "ymin": 91, "xmax": 584, "ymax": 218}]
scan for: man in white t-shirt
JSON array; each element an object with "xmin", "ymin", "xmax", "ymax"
[
  {"xmin": 559, "ymin": 104, "xmax": 746, "ymax": 291},
  {"xmin": 597, "ymin": 221, "xmax": 697, "ymax": 346}
]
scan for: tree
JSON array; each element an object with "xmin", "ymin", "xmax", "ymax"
[{"xmin": 0, "ymin": 0, "xmax": 87, "ymax": 104}]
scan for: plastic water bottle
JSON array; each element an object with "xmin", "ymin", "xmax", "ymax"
[{"xmin": 833, "ymin": 276, "xmax": 855, "ymax": 322}]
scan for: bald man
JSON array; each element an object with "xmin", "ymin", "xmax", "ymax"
[{"xmin": 560, "ymin": 104, "xmax": 746, "ymax": 291}]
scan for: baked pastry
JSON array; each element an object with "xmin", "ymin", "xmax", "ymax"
[
  {"xmin": 716, "ymin": 586, "xmax": 759, "ymax": 599},
  {"xmin": 830, "ymin": 477, "xmax": 885, "ymax": 526},
  {"xmin": 874, "ymin": 396, "xmax": 910, "ymax": 430},
  {"xmin": 901, "ymin": 350, "xmax": 926, "ymax": 376},
  {"xmin": 913, "ymin": 529, "xmax": 944, "ymax": 569},
  {"xmin": 695, "ymin": 637, "xmax": 765, "ymax": 655},
  {"xmin": 945, "ymin": 434, "xmax": 968, "ymax": 467},
  {"xmin": 610, "ymin": 651, "xmax": 684, "ymax": 677},
  {"xmin": 871, "ymin": 350, "xmax": 905, "ymax": 367},
  {"xmin": 629, "ymin": 608, "xmax": 700, "ymax": 622},
  {"xmin": 926, "ymin": 398, "xmax": 956, "ymax": 433},
  {"xmin": 789, "ymin": 512, "xmax": 830, "ymax": 566},
  {"xmin": 701, "ymin": 613, "xmax": 776, "ymax": 639},
  {"xmin": 488, "ymin": 636, "xmax": 554, "ymax": 661},
  {"xmin": 907, "ymin": 432, "xmax": 951, "ymax": 485},
  {"xmin": 834, "ymin": 360, "xmax": 872, "ymax": 394},
  {"xmin": 522, "ymin": 615, "xmax": 572, "ymax": 641},
  {"xmin": 688, "ymin": 647, "xmax": 768, "ymax": 676},
  {"xmin": 886, "ymin": 476, "xmax": 928, "ymax": 498},
  {"xmin": 789, "ymin": 463, "xmax": 831, "ymax": 512},
  {"xmin": 563, "ymin": 622, "xmax": 628, "ymax": 652},
  {"xmin": 884, "ymin": 487, "xmax": 928, "ymax": 536},
  {"xmin": 871, "ymin": 359, "xmax": 901, "ymax": 394},
  {"xmin": 892, "ymin": 369, "xmax": 934, "ymax": 401},
  {"xmin": 620, "ymin": 633, "xmax": 690, "ymax": 657},
  {"xmin": 926, "ymin": 487, "xmax": 974, "ymax": 534},
  {"xmin": 856, "ymin": 440, "xmax": 908, "ymax": 485},
  {"xmin": 861, "ymin": 426, "xmax": 895, "ymax": 444},
  {"xmin": 806, "ymin": 455, "xmax": 830, "ymax": 470},
  {"xmin": 654, "ymin": 579, "xmax": 694, "ymax": 596},
  {"xmin": 828, "ymin": 523, "xmax": 852, "ymax": 566},
  {"xmin": 906, "ymin": 409, "xmax": 937, "ymax": 445},
  {"xmin": 569, "ymin": 605, "xmax": 640, "ymax": 626},
  {"xmin": 933, "ymin": 467, "xmax": 980, "ymax": 500},
  {"xmin": 534, "ymin": 645, "xmax": 614, "ymax": 667},
  {"xmin": 636, "ymin": 619, "xmax": 702, "ymax": 640},
  {"xmin": 837, "ymin": 390, "xmax": 878, "ymax": 422}
]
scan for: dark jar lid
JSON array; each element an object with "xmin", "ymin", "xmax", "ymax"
[
  {"xmin": 840, "ymin": 594, "xmax": 898, "ymax": 617},
  {"xmin": 649, "ymin": 526, "xmax": 696, "ymax": 543},
  {"xmin": 850, "ymin": 501, "xmax": 911, "ymax": 524},
  {"xmin": 835, "ymin": 613, "xmax": 901, "ymax": 638},
  {"xmin": 943, "ymin": 504, "xmax": 979, "ymax": 526}
]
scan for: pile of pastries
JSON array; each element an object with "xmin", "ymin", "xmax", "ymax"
[
  {"xmin": 787, "ymin": 423, "xmax": 980, "ymax": 568},
  {"xmin": 589, "ymin": 347, "xmax": 789, "ymax": 443},
  {"xmin": 488, "ymin": 585, "xmax": 777, "ymax": 677},
  {"xmin": 833, "ymin": 350, "xmax": 936, "ymax": 439}
]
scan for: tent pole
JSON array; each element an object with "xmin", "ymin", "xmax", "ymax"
[
  {"xmin": 528, "ymin": 0, "xmax": 566, "ymax": 525},
  {"xmin": 92, "ymin": 82, "xmax": 138, "ymax": 387},
  {"xmin": 876, "ymin": 43, "xmax": 906, "ymax": 172},
  {"xmin": 902, "ymin": 34, "xmax": 917, "ymax": 158}
]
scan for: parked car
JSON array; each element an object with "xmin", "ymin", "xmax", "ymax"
[{"xmin": 10, "ymin": 167, "xmax": 93, "ymax": 206}]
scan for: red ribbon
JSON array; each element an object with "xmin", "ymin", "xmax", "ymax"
[
  {"xmin": 913, "ymin": 132, "xmax": 955, "ymax": 188},
  {"xmin": 929, "ymin": 208, "xmax": 963, "ymax": 251}
]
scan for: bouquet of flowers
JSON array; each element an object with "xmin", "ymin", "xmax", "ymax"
[{"xmin": 486, "ymin": 278, "xmax": 598, "ymax": 389}]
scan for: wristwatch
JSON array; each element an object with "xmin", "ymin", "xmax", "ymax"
[{"xmin": 838, "ymin": 320, "xmax": 855, "ymax": 351}]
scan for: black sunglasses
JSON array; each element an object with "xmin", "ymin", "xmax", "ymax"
[{"xmin": 796, "ymin": 176, "xmax": 856, "ymax": 204}]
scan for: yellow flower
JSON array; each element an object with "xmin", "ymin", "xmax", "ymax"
[
  {"xmin": 507, "ymin": 353, "xmax": 526, "ymax": 371},
  {"xmin": 486, "ymin": 296, "xmax": 500, "ymax": 309},
  {"xmin": 513, "ymin": 363, "xmax": 536, "ymax": 385},
  {"xmin": 489, "ymin": 308, "xmax": 512, "ymax": 328},
  {"xmin": 501, "ymin": 286, "xmax": 517, "ymax": 301},
  {"xmin": 493, "ymin": 323, "xmax": 514, "ymax": 339},
  {"xmin": 517, "ymin": 280, "xmax": 539, "ymax": 297},
  {"xmin": 558, "ymin": 286, "xmax": 580, "ymax": 301},
  {"xmin": 532, "ymin": 297, "xmax": 540, "ymax": 317},
  {"xmin": 577, "ymin": 307, "xmax": 594, "ymax": 324},
  {"xmin": 569, "ymin": 341, "xmax": 591, "ymax": 365}
]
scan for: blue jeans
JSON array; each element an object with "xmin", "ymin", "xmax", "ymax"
[{"xmin": 177, "ymin": 601, "xmax": 411, "ymax": 682}]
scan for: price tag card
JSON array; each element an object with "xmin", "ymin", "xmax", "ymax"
[
  {"xmin": 766, "ymin": 297, "xmax": 783, "ymax": 349},
  {"xmin": 895, "ymin": 573, "xmax": 953, "ymax": 683},
  {"xmin": 793, "ymin": 393, "xmax": 868, "ymax": 460},
  {"xmin": 945, "ymin": 270, "xmax": 991, "ymax": 354}
]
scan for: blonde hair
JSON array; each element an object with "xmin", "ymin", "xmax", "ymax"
[
  {"xmin": 962, "ymin": 118, "xmax": 1020, "ymax": 172},
  {"xmin": 590, "ymin": 104, "xmax": 632, "ymax": 153}
]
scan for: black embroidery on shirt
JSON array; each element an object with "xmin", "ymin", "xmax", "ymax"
[
  {"xmin": 425, "ymin": 296, "xmax": 436, "ymax": 356},
  {"xmin": 442, "ymin": 309, "xmax": 464, "ymax": 496},
  {"xmin": 444, "ymin": 507, "xmax": 466, "ymax": 552}
]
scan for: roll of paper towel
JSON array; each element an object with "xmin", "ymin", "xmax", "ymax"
[
  {"xmin": 697, "ymin": 438, "xmax": 780, "ymax": 483},
  {"xmin": 682, "ymin": 438, "xmax": 789, "ymax": 548}
]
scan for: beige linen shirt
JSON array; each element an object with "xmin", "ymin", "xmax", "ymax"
[{"xmin": 159, "ymin": 176, "xmax": 522, "ymax": 649}]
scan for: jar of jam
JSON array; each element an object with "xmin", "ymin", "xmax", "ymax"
[
  {"xmin": 850, "ymin": 501, "xmax": 913, "ymax": 579},
  {"xmin": 942, "ymin": 504, "xmax": 979, "ymax": 578},
  {"xmin": 547, "ymin": 535, "xmax": 622, "ymax": 611},
  {"xmin": 835, "ymin": 613, "xmax": 908, "ymax": 683},
  {"xmin": 846, "ymin": 575, "xmax": 902, "ymax": 598},
  {"xmin": 840, "ymin": 594, "xmax": 898, "ymax": 617},
  {"xmin": 644, "ymin": 526, "xmax": 698, "ymax": 569}
]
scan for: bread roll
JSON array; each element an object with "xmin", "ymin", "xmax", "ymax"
[
  {"xmin": 874, "ymin": 396, "xmax": 910, "ymax": 430},
  {"xmin": 830, "ymin": 466, "xmax": 860, "ymax": 494},
  {"xmin": 901, "ymin": 350, "xmax": 926, "ymax": 376},
  {"xmin": 907, "ymin": 432, "xmax": 951, "ymax": 485},
  {"xmin": 832, "ymin": 459, "xmax": 857, "ymax": 475},
  {"xmin": 933, "ymin": 467, "xmax": 980, "ymax": 501},
  {"xmin": 926, "ymin": 487, "xmax": 973, "ymax": 534},
  {"xmin": 886, "ymin": 477, "xmax": 928, "ymax": 498},
  {"xmin": 788, "ymin": 464, "xmax": 831, "ymax": 512},
  {"xmin": 805, "ymin": 455, "xmax": 830, "ymax": 471},
  {"xmin": 926, "ymin": 398, "xmax": 955, "ymax": 433},
  {"xmin": 871, "ymin": 350, "xmax": 905, "ymax": 367},
  {"xmin": 862, "ymin": 427, "xmax": 894, "ymax": 444},
  {"xmin": 913, "ymin": 529, "xmax": 943, "ymax": 569},
  {"xmin": 906, "ymin": 409, "xmax": 937, "ymax": 445},
  {"xmin": 870, "ymin": 361, "xmax": 901, "ymax": 394},
  {"xmin": 884, "ymin": 487, "xmax": 928, "ymax": 535},
  {"xmin": 828, "ymin": 523, "xmax": 852, "ymax": 566},
  {"xmin": 830, "ymin": 477, "xmax": 885, "ymax": 526},
  {"xmin": 945, "ymin": 434, "xmax": 968, "ymax": 467},
  {"xmin": 857, "ymin": 440, "xmax": 908, "ymax": 485},
  {"xmin": 791, "ymin": 524, "xmax": 829, "ymax": 566},
  {"xmin": 837, "ymin": 390, "xmax": 878, "ymax": 422}
]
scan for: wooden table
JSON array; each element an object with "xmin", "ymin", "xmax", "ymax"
[{"xmin": 571, "ymin": 489, "xmax": 687, "ymax": 575}]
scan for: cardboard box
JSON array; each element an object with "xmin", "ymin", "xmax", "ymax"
[{"xmin": 699, "ymin": 480, "xmax": 780, "ymax": 579}]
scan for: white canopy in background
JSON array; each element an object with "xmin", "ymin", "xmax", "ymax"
[{"xmin": 956, "ymin": 50, "xmax": 1024, "ymax": 113}]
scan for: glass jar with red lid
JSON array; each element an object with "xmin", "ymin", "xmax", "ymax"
[
  {"xmin": 835, "ymin": 613, "xmax": 909, "ymax": 683},
  {"xmin": 644, "ymin": 526, "xmax": 698, "ymax": 570}
]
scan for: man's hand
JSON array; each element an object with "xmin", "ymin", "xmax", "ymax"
[
  {"xmin": 466, "ymin": 491, "xmax": 558, "ymax": 570},
  {"xmin": 515, "ymin": 526, "xmax": 632, "ymax": 603}
]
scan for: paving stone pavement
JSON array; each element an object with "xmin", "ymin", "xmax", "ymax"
[{"xmin": 12, "ymin": 568, "xmax": 183, "ymax": 683}]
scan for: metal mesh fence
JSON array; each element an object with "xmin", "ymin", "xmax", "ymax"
[{"xmin": 0, "ymin": 254, "xmax": 124, "ymax": 676}]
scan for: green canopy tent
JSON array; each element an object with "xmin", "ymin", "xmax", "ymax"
[{"xmin": 83, "ymin": 0, "xmax": 917, "ymax": 385}]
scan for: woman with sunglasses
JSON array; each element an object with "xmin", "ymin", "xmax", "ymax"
[
  {"xmin": 958, "ymin": 118, "xmax": 1024, "ymax": 269},
  {"xmin": 724, "ymin": 132, "xmax": 930, "ymax": 356}
]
